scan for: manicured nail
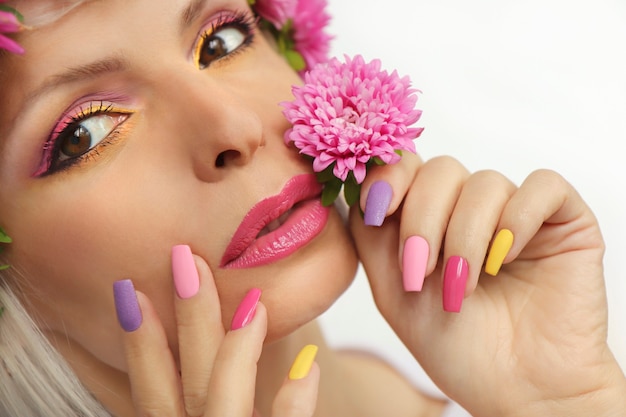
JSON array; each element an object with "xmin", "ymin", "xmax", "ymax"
[
  {"xmin": 113, "ymin": 279, "xmax": 142, "ymax": 332},
  {"xmin": 402, "ymin": 236, "xmax": 429, "ymax": 291},
  {"xmin": 364, "ymin": 180, "xmax": 393, "ymax": 226},
  {"xmin": 289, "ymin": 344, "xmax": 318, "ymax": 380},
  {"xmin": 172, "ymin": 245, "xmax": 199, "ymax": 299},
  {"xmin": 485, "ymin": 229, "xmax": 514, "ymax": 276},
  {"xmin": 230, "ymin": 288, "xmax": 262, "ymax": 330},
  {"xmin": 443, "ymin": 256, "xmax": 469, "ymax": 313}
]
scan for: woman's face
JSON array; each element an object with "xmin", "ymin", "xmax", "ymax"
[{"xmin": 0, "ymin": 0, "xmax": 357, "ymax": 372}]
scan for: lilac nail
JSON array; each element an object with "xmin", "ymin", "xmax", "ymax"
[
  {"xmin": 113, "ymin": 279, "xmax": 142, "ymax": 332},
  {"xmin": 364, "ymin": 180, "xmax": 393, "ymax": 226}
]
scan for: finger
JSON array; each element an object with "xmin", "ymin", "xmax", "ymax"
[
  {"xmin": 441, "ymin": 170, "xmax": 516, "ymax": 311},
  {"xmin": 399, "ymin": 156, "xmax": 470, "ymax": 291},
  {"xmin": 486, "ymin": 169, "xmax": 601, "ymax": 272},
  {"xmin": 205, "ymin": 290, "xmax": 267, "ymax": 417},
  {"xmin": 113, "ymin": 280, "xmax": 184, "ymax": 417},
  {"xmin": 272, "ymin": 345, "xmax": 320, "ymax": 417},
  {"xmin": 172, "ymin": 245, "xmax": 225, "ymax": 416},
  {"xmin": 360, "ymin": 151, "xmax": 422, "ymax": 226}
]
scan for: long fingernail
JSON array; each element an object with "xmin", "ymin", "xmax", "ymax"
[
  {"xmin": 443, "ymin": 256, "xmax": 469, "ymax": 313},
  {"xmin": 485, "ymin": 229, "xmax": 514, "ymax": 276},
  {"xmin": 402, "ymin": 236, "xmax": 429, "ymax": 292},
  {"xmin": 364, "ymin": 180, "xmax": 393, "ymax": 226},
  {"xmin": 289, "ymin": 344, "xmax": 318, "ymax": 380},
  {"xmin": 172, "ymin": 245, "xmax": 199, "ymax": 299},
  {"xmin": 113, "ymin": 279, "xmax": 142, "ymax": 332},
  {"xmin": 231, "ymin": 288, "xmax": 262, "ymax": 330}
]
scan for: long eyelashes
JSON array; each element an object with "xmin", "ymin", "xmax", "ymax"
[
  {"xmin": 193, "ymin": 10, "xmax": 256, "ymax": 69},
  {"xmin": 36, "ymin": 10, "xmax": 257, "ymax": 178},
  {"xmin": 35, "ymin": 102, "xmax": 132, "ymax": 177}
]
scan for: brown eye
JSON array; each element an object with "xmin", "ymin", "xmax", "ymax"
[
  {"xmin": 199, "ymin": 35, "xmax": 228, "ymax": 68},
  {"xmin": 58, "ymin": 114, "xmax": 126, "ymax": 162},
  {"xmin": 196, "ymin": 26, "xmax": 247, "ymax": 69},
  {"xmin": 60, "ymin": 126, "xmax": 91, "ymax": 158}
]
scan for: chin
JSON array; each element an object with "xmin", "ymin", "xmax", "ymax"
[{"xmin": 259, "ymin": 209, "xmax": 358, "ymax": 344}]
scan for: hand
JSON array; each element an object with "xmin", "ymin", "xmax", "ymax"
[
  {"xmin": 113, "ymin": 245, "xmax": 319, "ymax": 417},
  {"xmin": 350, "ymin": 154, "xmax": 626, "ymax": 417}
]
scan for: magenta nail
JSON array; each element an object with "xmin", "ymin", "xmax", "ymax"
[
  {"xmin": 113, "ymin": 279, "xmax": 142, "ymax": 332},
  {"xmin": 231, "ymin": 288, "xmax": 262, "ymax": 330},
  {"xmin": 364, "ymin": 180, "xmax": 393, "ymax": 226},
  {"xmin": 443, "ymin": 256, "xmax": 469, "ymax": 313}
]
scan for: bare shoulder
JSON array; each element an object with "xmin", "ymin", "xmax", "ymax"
[{"xmin": 338, "ymin": 350, "xmax": 447, "ymax": 417}]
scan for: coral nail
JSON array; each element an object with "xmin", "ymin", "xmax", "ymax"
[
  {"xmin": 402, "ymin": 236, "xmax": 429, "ymax": 291},
  {"xmin": 443, "ymin": 256, "xmax": 469, "ymax": 313},
  {"xmin": 230, "ymin": 288, "xmax": 262, "ymax": 330},
  {"xmin": 289, "ymin": 344, "xmax": 319, "ymax": 380},
  {"xmin": 113, "ymin": 279, "xmax": 142, "ymax": 332},
  {"xmin": 364, "ymin": 180, "xmax": 393, "ymax": 226},
  {"xmin": 485, "ymin": 229, "xmax": 514, "ymax": 276},
  {"xmin": 172, "ymin": 245, "xmax": 199, "ymax": 299}
]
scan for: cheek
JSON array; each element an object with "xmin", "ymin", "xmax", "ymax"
[{"xmin": 5, "ymin": 173, "xmax": 191, "ymax": 370}]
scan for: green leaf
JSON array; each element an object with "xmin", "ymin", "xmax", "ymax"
[
  {"xmin": 321, "ymin": 178, "xmax": 342, "ymax": 207},
  {"xmin": 343, "ymin": 174, "xmax": 361, "ymax": 207},
  {"xmin": 0, "ymin": 5, "xmax": 24, "ymax": 23},
  {"xmin": 0, "ymin": 264, "xmax": 9, "ymax": 271},
  {"xmin": 315, "ymin": 165, "xmax": 337, "ymax": 183},
  {"xmin": 284, "ymin": 49, "xmax": 306, "ymax": 72},
  {"xmin": 0, "ymin": 228, "xmax": 11, "ymax": 244},
  {"xmin": 0, "ymin": 306, "xmax": 4, "ymax": 318},
  {"xmin": 372, "ymin": 157, "xmax": 387, "ymax": 166},
  {"xmin": 395, "ymin": 149, "xmax": 403, "ymax": 157}
]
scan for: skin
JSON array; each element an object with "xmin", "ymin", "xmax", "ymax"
[
  {"xmin": 0, "ymin": 0, "xmax": 358, "ymax": 368},
  {"xmin": 1, "ymin": 0, "xmax": 625, "ymax": 416}
]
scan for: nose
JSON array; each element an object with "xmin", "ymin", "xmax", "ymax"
[{"xmin": 166, "ymin": 74, "xmax": 265, "ymax": 182}]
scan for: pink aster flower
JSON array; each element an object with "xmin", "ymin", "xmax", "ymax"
[
  {"xmin": 253, "ymin": 0, "xmax": 296, "ymax": 30},
  {"xmin": 250, "ymin": 0, "xmax": 331, "ymax": 73},
  {"xmin": 282, "ymin": 55, "xmax": 423, "ymax": 205},
  {"xmin": 292, "ymin": 0, "xmax": 332, "ymax": 71},
  {"xmin": 0, "ymin": 3, "xmax": 24, "ymax": 55}
]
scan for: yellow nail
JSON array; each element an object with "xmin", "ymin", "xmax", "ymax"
[
  {"xmin": 485, "ymin": 229, "xmax": 514, "ymax": 276},
  {"xmin": 288, "ymin": 344, "xmax": 318, "ymax": 380}
]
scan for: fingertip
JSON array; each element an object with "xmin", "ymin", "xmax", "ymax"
[
  {"xmin": 485, "ymin": 229, "xmax": 514, "ymax": 276},
  {"xmin": 363, "ymin": 180, "xmax": 393, "ymax": 226},
  {"xmin": 442, "ymin": 256, "xmax": 469, "ymax": 313},
  {"xmin": 113, "ymin": 279, "xmax": 142, "ymax": 332}
]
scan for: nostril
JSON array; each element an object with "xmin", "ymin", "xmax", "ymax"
[
  {"xmin": 215, "ymin": 150, "xmax": 241, "ymax": 168},
  {"xmin": 215, "ymin": 152, "xmax": 226, "ymax": 168}
]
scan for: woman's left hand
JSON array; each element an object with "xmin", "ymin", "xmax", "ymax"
[{"xmin": 349, "ymin": 153, "xmax": 626, "ymax": 417}]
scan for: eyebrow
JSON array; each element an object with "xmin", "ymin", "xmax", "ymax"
[
  {"xmin": 22, "ymin": 0, "xmax": 208, "ymax": 106},
  {"xmin": 23, "ymin": 56, "xmax": 130, "ymax": 107},
  {"xmin": 181, "ymin": 0, "xmax": 207, "ymax": 31}
]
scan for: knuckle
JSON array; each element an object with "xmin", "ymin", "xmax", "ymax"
[
  {"xmin": 427, "ymin": 154, "xmax": 462, "ymax": 170},
  {"xmin": 183, "ymin": 393, "xmax": 207, "ymax": 417},
  {"xmin": 527, "ymin": 168, "xmax": 567, "ymax": 189}
]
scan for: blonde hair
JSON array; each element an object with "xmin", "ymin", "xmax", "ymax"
[{"xmin": 0, "ymin": 269, "xmax": 111, "ymax": 417}]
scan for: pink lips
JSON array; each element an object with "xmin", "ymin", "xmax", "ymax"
[{"xmin": 221, "ymin": 174, "xmax": 331, "ymax": 269}]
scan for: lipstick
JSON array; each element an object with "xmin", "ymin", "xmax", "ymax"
[{"xmin": 221, "ymin": 174, "xmax": 330, "ymax": 269}]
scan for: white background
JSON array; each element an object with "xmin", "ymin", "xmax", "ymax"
[{"xmin": 320, "ymin": 0, "xmax": 626, "ymax": 374}]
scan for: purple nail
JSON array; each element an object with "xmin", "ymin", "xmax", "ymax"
[
  {"xmin": 364, "ymin": 180, "xmax": 393, "ymax": 226},
  {"xmin": 113, "ymin": 279, "xmax": 142, "ymax": 332}
]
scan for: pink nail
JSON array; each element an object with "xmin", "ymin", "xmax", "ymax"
[
  {"xmin": 172, "ymin": 245, "xmax": 200, "ymax": 299},
  {"xmin": 443, "ymin": 256, "xmax": 469, "ymax": 313},
  {"xmin": 402, "ymin": 236, "xmax": 429, "ymax": 292},
  {"xmin": 231, "ymin": 288, "xmax": 262, "ymax": 330}
]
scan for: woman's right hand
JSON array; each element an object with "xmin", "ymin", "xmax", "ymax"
[{"xmin": 113, "ymin": 245, "xmax": 319, "ymax": 417}]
